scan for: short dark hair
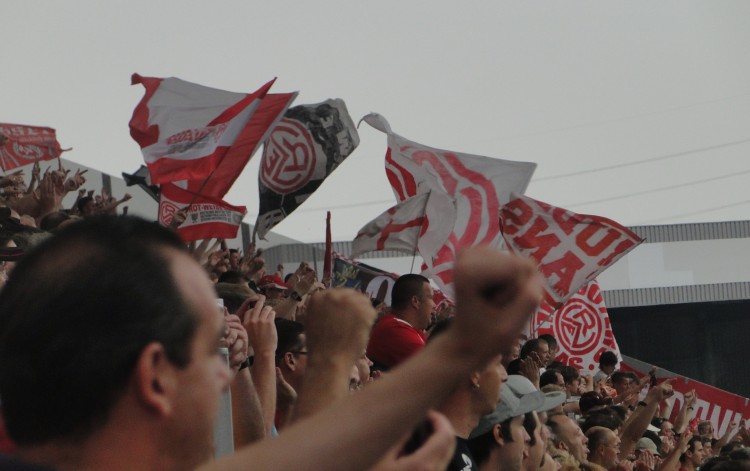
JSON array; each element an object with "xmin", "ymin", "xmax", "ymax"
[
  {"xmin": 538, "ymin": 334, "xmax": 557, "ymax": 350},
  {"xmin": 468, "ymin": 417, "xmax": 514, "ymax": 466},
  {"xmin": 599, "ymin": 351, "xmax": 618, "ymax": 367},
  {"xmin": 76, "ymin": 195, "xmax": 94, "ymax": 213},
  {"xmin": 0, "ymin": 216, "xmax": 198, "ymax": 445},
  {"xmin": 275, "ymin": 318, "xmax": 305, "ymax": 362},
  {"xmin": 540, "ymin": 370, "xmax": 562, "ymax": 388},
  {"xmin": 390, "ymin": 274, "xmax": 429, "ymax": 311},
  {"xmin": 559, "ymin": 365, "xmax": 580, "ymax": 385},
  {"xmin": 582, "ymin": 409, "xmax": 623, "ymax": 432},
  {"xmin": 520, "ymin": 338, "xmax": 546, "ymax": 360},
  {"xmin": 681, "ymin": 436, "xmax": 704, "ymax": 463},
  {"xmin": 610, "ymin": 371, "xmax": 630, "ymax": 387}
]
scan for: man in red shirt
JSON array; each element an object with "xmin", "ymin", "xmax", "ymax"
[{"xmin": 367, "ymin": 274, "xmax": 434, "ymax": 370}]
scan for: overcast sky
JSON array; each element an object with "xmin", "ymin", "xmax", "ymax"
[{"xmin": 4, "ymin": 1, "xmax": 750, "ymax": 242}]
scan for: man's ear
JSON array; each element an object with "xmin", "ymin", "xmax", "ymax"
[
  {"xmin": 492, "ymin": 423, "xmax": 505, "ymax": 446},
  {"xmin": 133, "ymin": 342, "xmax": 178, "ymax": 417},
  {"xmin": 410, "ymin": 294, "xmax": 420, "ymax": 310},
  {"xmin": 284, "ymin": 351, "xmax": 296, "ymax": 371}
]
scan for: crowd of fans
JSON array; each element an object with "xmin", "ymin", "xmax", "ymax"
[{"xmin": 0, "ymin": 165, "xmax": 749, "ymax": 471}]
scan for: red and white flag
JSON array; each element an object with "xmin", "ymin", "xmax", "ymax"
[
  {"xmin": 500, "ymin": 193, "xmax": 642, "ymax": 307},
  {"xmin": 129, "ymin": 74, "xmax": 277, "ymax": 185},
  {"xmin": 186, "ymin": 92, "xmax": 296, "ymax": 198},
  {"xmin": 159, "ymin": 183, "xmax": 246, "ymax": 241},
  {"xmin": 361, "ymin": 113, "xmax": 536, "ymax": 299},
  {"xmin": 351, "ymin": 191, "xmax": 457, "ymax": 261},
  {"xmin": 529, "ymin": 280, "xmax": 622, "ymax": 373},
  {"xmin": 0, "ymin": 124, "xmax": 66, "ymax": 171},
  {"xmin": 351, "ymin": 193, "xmax": 429, "ymax": 259}
]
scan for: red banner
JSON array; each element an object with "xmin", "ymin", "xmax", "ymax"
[
  {"xmin": 500, "ymin": 193, "xmax": 642, "ymax": 307},
  {"xmin": 0, "ymin": 124, "xmax": 65, "ymax": 171},
  {"xmin": 621, "ymin": 355, "xmax": 750, "ymax": 437}
]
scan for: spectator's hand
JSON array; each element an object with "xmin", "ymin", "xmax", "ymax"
[
  {"xmin": 677, "ymin": 432, "xmax": 693, "ymax": 454},
  {"xmin": 63, "ymin": 168, "xmax": 87, "ymax": 192},
  {"xmin": 647, "ymin": 378, "xmax": 675, "ymax": 403},
  {"xmin": 684, "ymin": 389, "xmax": 698, "ymax": 408},
  {"xmin": 519, "ymin": 356, "xmax": 540, "ymax": 385},
  {"xmin": 434, "ymin": 303, "xmax": 455, "ymax": 323},
  {"xmin": 31, "ymin": 162, "xmax": 40, "ymax": 180},
  {"xmin": 369, "ymin": 411, "xmax": 456, "ymax": 471},
  {"xmin": 305, "ymin": 289, "xmax": 376, "ymax": 366},
  {"xmin": 240, "ymin": 247, "xmax": 265, "ymax": 277},
  {"xmin": 635, "ymin": 450, "xmax": 656, "ymax": 471},
  {"xmin": 661, "ymin": 434, "xmax": 675, "ymax": 454},
  {"xmin": 452, "ymin": 247, "xmax": 542, "ymax": 362},
  {"xmin": 241, "ymin": 295, "xmax": 277, "ymax": 358},
  {"xmin": 288, "ymin": 261, "xmax": 317, "ymax": 296},
  {"xmin": 222, "ymin": 313, "xmax": 249, "ymax": 372}
]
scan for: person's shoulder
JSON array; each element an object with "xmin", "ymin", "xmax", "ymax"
[{"xmin": 446, "ymin": 437, "xmax": 479, "ymax": 471}]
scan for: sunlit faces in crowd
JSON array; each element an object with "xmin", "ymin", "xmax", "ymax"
[{"xmin": 548, "ymin": 414, "xmax": 589, "ymax": 464}]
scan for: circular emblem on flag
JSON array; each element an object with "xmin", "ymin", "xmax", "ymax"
[
  {"xmin": 160, "ymin": 201, "xmax": 178, "ymax": 226},
  {"xmin": 261, "ymin": 119, "xmax": 317, "ymax": 194},
  {"xmin": 553, "ymin": 298, "xmax": 603, "ymax": 356}
]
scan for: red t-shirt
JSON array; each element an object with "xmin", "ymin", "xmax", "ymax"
[{"xmin": 366, "ymin": 314, "xmax": 427, "ymax": 370}]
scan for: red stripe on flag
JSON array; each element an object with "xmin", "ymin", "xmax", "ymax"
[
  {"xmin": 192, "ymin": 92, "xmax": 296, "ymax": 198},
  {"xmin": 376, "ymin": 217, "xmax": 425, "ymax": 251},
  {"xmin": 129, "ymin": 74, "xmax": 163, "ymax": 148},
  {"xmin": 385, "ymin": 147, "xmax": 417, "ymax": 200}
]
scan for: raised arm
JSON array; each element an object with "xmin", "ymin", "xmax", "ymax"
[{"xmin": 200, "ymin": 246, "xmax": 542, "ymax": 471}]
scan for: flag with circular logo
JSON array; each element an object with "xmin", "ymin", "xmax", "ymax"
[
  {"xmin": 529, "ymin": 280, "xmax": 622, "ymax": 373},
  {"xmin": 255, "ymin": 99, "xmax": 359, "ymax": 239}
]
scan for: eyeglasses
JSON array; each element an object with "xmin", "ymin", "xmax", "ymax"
[{"xmin": 290, "ymin": 350, "xmax": 308, "ymax": 355}]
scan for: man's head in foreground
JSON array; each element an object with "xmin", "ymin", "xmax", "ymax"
[{"xmin": 0, "ymin": 216, "xmax": 231, "ymax": 470}]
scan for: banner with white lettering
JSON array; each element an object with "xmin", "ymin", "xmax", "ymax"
[
  {"xmin": 255, "ymin": 99, "xmax": 359, "ymax": 239},
  {"xmin": 621, "ymin": 355, "xmax": 750, "ymax": 439},
  {"xmin": 500, "ymin": 193, "xmax": 642, "ymax": 307},
  {"xmin": 529, "ymin": 280, "xmax": 622, "ymax": 373},
  {"xmin": 361, "ymin": 113, "xmax": 536, "ymax": 300},
  {"xmin": 159, "ymin": 183, "xmax": 246, "ymax": 241},
  {"xmin": 0, "ymin": 124, "xmax": 66, "ymax": 171}
]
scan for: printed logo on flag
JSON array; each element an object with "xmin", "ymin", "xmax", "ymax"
[
  {"xmin": 255, "ymin": 99, "xmax": 359, "ymax": 240},
  {"xmin": 260, "ymin": 118, "xmax": 318, "ymax": 194},
  {"xmin": 531, "ymin": 280, "xmax": 621, "ymax": 372}
]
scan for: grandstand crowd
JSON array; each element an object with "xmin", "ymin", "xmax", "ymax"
[{"xmin": 0, "ymin": 163, "xmax": 749, "ymax": 471}]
